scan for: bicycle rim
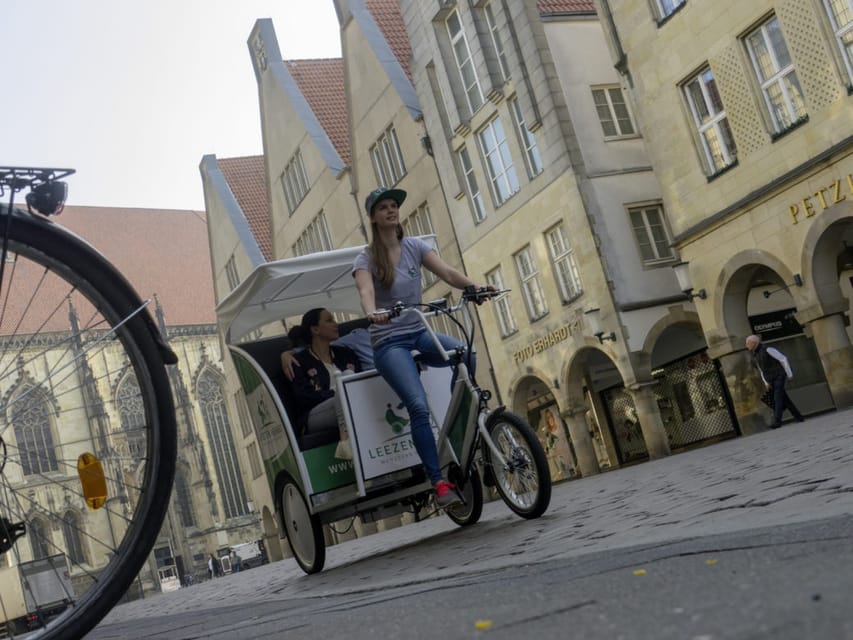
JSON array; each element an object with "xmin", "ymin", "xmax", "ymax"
[
  {"xmin": 485, "ymin": 411, "xmax": 551, "ymax": 519},
  {"xmin": 0, "ymin": 212, "xmax": 176, "ymax": 639}
]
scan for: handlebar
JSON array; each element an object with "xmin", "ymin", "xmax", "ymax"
[{"xmin": 371, "ymin": 287, "xmax": 508, "ymax": 320}]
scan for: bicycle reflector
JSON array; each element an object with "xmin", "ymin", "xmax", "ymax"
[
  {"xmin": 77, "ymin": 452, "xmax": 108, "ymax": 510},
  {"xmin": 26, "ymin": 180, "xmax": 68, "ymax": 216}
]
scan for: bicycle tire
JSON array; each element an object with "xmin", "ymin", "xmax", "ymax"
[
  {"xmin": 279, "ymin": 476, "xmax": 325, "ymax": 574},
  {"xmin": 445, "ymin": 465, "xmax": 483, "ymax": 526},
  {"xmin": 483, "ymin": 411, "xmax": 551, "ymax": 519},
  {"xmin": 0, "ymin": 207, "xmax": 177, "ymax": 639}
]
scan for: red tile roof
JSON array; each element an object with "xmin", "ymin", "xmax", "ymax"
[
  {"xmin": 286, "ymin": 58, "xmax": 351, "ymax": 167},
  {"xmin": 218, "ymin": 155, "xmax": 272, "ymax": 261},
  {"xmin": 537, "ymin": 0, "xmax": 596, "ymax": 13},
  {"xmin": 365, "ymin": 0, "xmax": 413, "ymax": 83},
  {"xmin": 58, "ymin": 206, "xmax": 215, "ymax": 327}
]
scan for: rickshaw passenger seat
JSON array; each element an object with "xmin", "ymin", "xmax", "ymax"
[{"xmin": 237, "ymin": 335, "xmax": 344, "ymax": 451}]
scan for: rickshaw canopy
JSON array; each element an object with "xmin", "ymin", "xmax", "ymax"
[{"xmin": 215, "ymin": 236, "xmax": 435, "ymax": 344}]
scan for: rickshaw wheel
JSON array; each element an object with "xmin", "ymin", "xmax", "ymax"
[
  {"xmin": 484, "ymin": 411, "xmax": 552, "ymax": 519},
  {"xmin": 280, "ymin": 478, "xmax": 326, "ymax": 574},
  {"xmin": 446, "ymin": 466, "xmax": 484, "ymax": 526}
]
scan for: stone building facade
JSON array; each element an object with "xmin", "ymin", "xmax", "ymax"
[{"xmin": 594, "ymin": 0, "xmax": 853, "ymax": 430}]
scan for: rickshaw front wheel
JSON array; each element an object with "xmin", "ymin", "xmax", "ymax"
[
  {"xmin": 446, "ymin": 466, "xmax": 484, "ymax": 526},
  {"xmin": 484, "ymin": 411, "xmax": 552, "ymax": 519},
  {"xmin": 280, "ymin": 478, "xmax": 326, "ymax": 574}
]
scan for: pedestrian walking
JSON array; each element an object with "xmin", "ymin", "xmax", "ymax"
[
  {"xmin": 745, "ymin": 334, "xmax": 805, "ymax": 428},
  {"xmin": 207, "ymin": 553, "xmax": 215, "ymax": 580}
]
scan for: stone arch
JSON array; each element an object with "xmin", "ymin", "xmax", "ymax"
[
  {"xmin": 802, "ymin": 206, "xmax": 853, "ymax": 314},
  {"xmin": 642, "ymin": 308, "xmax": 703, "ymax": 363},
  {"xmin": 716, "ymin": 249, "xmax": 805, "ymax": 346}
]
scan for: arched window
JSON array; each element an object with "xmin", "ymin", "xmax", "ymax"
[
  {"xmin": 174, "ymin": 473, "xmax": 195, "ymax": 528},
  {"xmin": 62, "ymin": 511, "xmax": 87, "ymax": 565},
  {"xmin": 116, "ymin": 373, "xmax": 146, "ymax": 458},
  {"xmin": 197, "ymin": 368, "xmax": 247, "ymax": 519},
  {"xmin": 11, "ymin": 386, "xmax": 58, "ymax": 476},
  {"xmin": 29, "ymin": 517, "xmax": 51, "ymax": 560}
]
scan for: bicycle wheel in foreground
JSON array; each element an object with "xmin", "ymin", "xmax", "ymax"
[
  {"xmin": 0, "ymin": 207, "xmax": 177, "ymax": 640},
  {"xmin": 484, "ymin": 411, "xmax": 551, "ymax": 519}
]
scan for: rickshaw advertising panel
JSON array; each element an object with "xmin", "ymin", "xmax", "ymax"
[{"xmin": 341, "ymin": 368, "xmax": 452, "ymax": 481}]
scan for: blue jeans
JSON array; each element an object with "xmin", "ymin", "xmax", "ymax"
[{"xmin": 373, "ymin": 329, "xmax": 474, "ymax": 485}]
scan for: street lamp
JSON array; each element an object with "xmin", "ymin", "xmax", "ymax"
[
  {"xmin": 584, "ymin": 307, "xmax": 616, "ymax": 343},
  {"xmin": 672, "ymin": 261, "xmax": 707, "ymax": 301}
]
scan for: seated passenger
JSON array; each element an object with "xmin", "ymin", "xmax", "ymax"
[
  {"xmin": 286, "ymin": 308, "xmax": 361, "ymax": 444},
  {"xmin": 281, "ymin": 324, "xmax": 373, "ymax": 381}
]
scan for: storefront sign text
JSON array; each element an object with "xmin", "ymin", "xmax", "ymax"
[
  {"xmin": 513, "ymin": 321, "xmax": 580, "ymax": 363},
  {"xmin": 788, "ymin": 173, "xmax": 852, "ymax": 224}
]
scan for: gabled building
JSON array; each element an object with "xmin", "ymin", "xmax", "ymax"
[{"xmin": 201, "ymin": 0, "xmax": 490, "ymax": 557}]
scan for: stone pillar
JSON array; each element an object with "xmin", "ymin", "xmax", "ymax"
[
  {"xmin": 716, "ymin": 350, "xmax": 767, "ymax": 434},
  {"xmin": 561, "ymin": 407, "xmax": 600, "ymax": 477},
  {"xmin": 627, "ymin": 384, "xmax": 670, "ymax": 459},
  {"xmin": 808, "ymin": 313, "xmax": 853, "ymax": 409}
]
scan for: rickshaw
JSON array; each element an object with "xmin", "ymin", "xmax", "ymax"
[{"xmin": 216, "ymin": 240, "xmax": 551, "ymax": 574}]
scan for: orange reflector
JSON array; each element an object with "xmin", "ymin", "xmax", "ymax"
[{"xmin": 77, "ymin": 452, "xmax": 108, "ymax": 510}]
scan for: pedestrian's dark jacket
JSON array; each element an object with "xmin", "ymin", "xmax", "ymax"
[
  {"xmin": 752, "ymin": 344, "xmax": 786, "ymax": 383},
  {"xmin": 290, "ymin": 346, "xmax": 360, "ymax": 431}
]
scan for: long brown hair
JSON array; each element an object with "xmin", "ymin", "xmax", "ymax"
[{"xmin": 368, "ymin": 220, "xmax": 404, "ymax": 289}]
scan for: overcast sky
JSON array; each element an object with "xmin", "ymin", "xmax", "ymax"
[{"xmin": 1, "ymin": 0, "xmax": 341, "ymax": 210}]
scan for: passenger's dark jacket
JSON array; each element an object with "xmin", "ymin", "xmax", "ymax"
[{"xmin": 290, "ymin": 346, "xmax": 361, "ymax": 432}]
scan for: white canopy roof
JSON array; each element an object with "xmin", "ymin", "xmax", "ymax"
[{"xmin": 215, "ymin": 237, "xmax": 435, "ymax": 344}]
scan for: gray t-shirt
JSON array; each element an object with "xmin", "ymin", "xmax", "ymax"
[{"xmin": 353, "ymin": 236, "xmax": 432, "ymax": 347}]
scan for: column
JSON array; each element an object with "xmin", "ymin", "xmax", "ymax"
[
  {"xmin": 561, "ymin": 407, "xmax": 600, "ymax": 477},
  {"xmin": 808, "ymin": 313, "xmax": 853, "ymax": 409},
  {"xmin": 627, "ymin": 384, "xmax": 670, "ymax": 459},
  {"xmin": 716, "ymin": 350, "xmax": 767, "ymax": 435}
]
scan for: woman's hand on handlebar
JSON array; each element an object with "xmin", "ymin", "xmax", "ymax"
[
  {"xmin": 367, "ymin": 309, "xmax": 392, "ymax": 324},
  {"xmin": 462, "ymin": 284, "xmax": 502, "ymax": 305}
]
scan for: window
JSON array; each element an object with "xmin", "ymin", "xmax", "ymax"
[
  {"xmin": 592, "ymin": 86, "xmax": 636, "ymax": 138},
  {"xmin": 198, "ymin": 367, "xmax": 248, "ymax": 519},
  {"xmin": 514, "ymin": 246, "xmax": 548, "ymax": 320},
  {"xmin": 234, "ymin": 391, "xmax": 253, "ymax": 438},
  {"xmin": 629, "ymin": 204, "xmax": 675, "ymax": 265},
  {"xmin": 247, "ymin": 442, "xmax": 263, "ymax": 479},
  {"xmin": 745, "ymin": 16, "xmax": 807, "ymax": 133},
  {"xmin": 402, "ymin": 203, "xmax": 438, "ymax": 287},
  {"xmin": 546, "ymin": 224, "xmax": 582, "ymax": 302},
  {"xmin": 486, "ymin": 268, "xmax": 517, "ymax": 336},
  {"xmin": 484, "ymin": 2, "xmax": 510, "ymax": 81},
  {"xmin": 478, "ymin": 117, "xmax": 519, "ymax": 205},
  {"xmin": 510, "ymin": 98, "xmax": 543, "ymax": 178},
  {"xmin": 684, "ymin": 68, "xmax": 737, "ymax": 173},
  {"xmin": 224, "ymin": 255, "xmax": 239, "ymax": 291},
  {"xmin": 281, "ymin": 148, "xmax": 309, "ymax": 214},
  {"xmin": 29, "ymin": 518, "xmax": 50, "ymax": 560},
  {"xmin": 293, "ymin": 211, "xmax": 332, "ymax": 256},
  {"xmin": 370, "ymin": 126, "xmax": 406, "ymax": 187},
  {"xmin": 458, "ymin": 146, "xmax": 487, "ymax": 222},
  {"xmin": 447, "ymin": 9, "xmax": 484, "ymax": 114},
  {"xmin": 174, "ymin": 473, "xmax": 195, "ymax": 528},
  {"xmin": 823, "ymin": 0, "xmax": 853, "ymax": 82},
  {"xmin": 117, "ymin": 373, "xmax": 146, "ymax": 459},
  {"xmin": 657, "ymin": 0, "xmax": 685, "ymax": 20},
  {"xmin": 62, "ymin": 512, "xmax": 87, "ymax": 565},
  {"xmin": 11, "ymin": 386, "xmax": 58, "ymax": 476}
]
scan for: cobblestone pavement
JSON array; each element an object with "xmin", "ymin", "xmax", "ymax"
[{"xmin": 98, "ymin": 408, "xmax": 853, "ymax": 626}]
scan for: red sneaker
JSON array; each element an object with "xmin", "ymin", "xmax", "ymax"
[{"xmin": 434, "ymin": 480, "xmax": 461, "ymax": 508}]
